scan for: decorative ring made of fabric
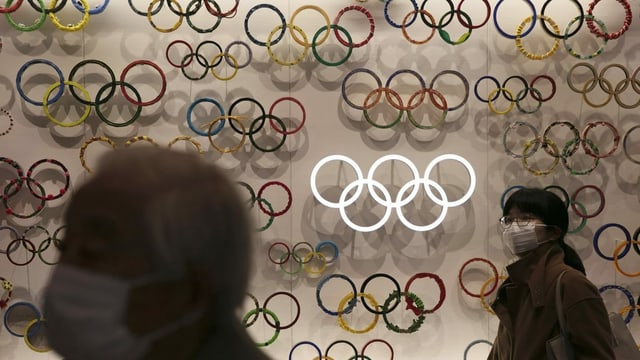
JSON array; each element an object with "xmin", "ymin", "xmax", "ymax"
[
  {"xmin": 585, "ymin": 0, "xmax": 632, "ymax": 40},
  {"xmin": 458, "ymin": 257, "xmax": 499, "ymax": 298},
  {"xmin": 403, "ymin": 272, "xmax": 446, "ymax": 315}
]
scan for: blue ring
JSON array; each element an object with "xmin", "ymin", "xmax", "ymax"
[
  {"xmin": 16, "ymin": 59, "xmax": 65, "ymax": 106},
  {"xmin": 493, "ymin": 0, "xmax": 537, "ymax": 39},
  {"xmin": 384, "ymin": 0, "xmax": 419, "ymax": 28},
  {"xmin": 289, "ymin": 341, "xmax": 322, "ymax": 360},
  {"xmin": 316, "ymin": 274, "xmax": 357, "ymax": 316},
  {"xmin": 244, "ymin": 4, "xmax": 286, "ymax": 47},
  {"xmin": 4, "ymin": 301, "xmax": 41, "ymax": 337},
  {"xmin": 186, "ymin": 98, "xmax": 225, "ymax": 136},
  {"xmin": 599, "ymin": 284, "xmax": 635, "ymax": 324},
  {"xmin": 500, "ymin": 185, "xmax": 524, "ymax": 210},
  {"xmin": 315, "ymin": 240, "xmax": 339, "ymax": 264},
  {"xmin": 72, "ymin": 0, "xmax": 110, "ymax": 14},
  {"xmin": 593, "ymin": 223, "xmax": 631, "ymax": 261}
]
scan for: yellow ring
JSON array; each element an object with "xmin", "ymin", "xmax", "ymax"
[
  {"xmin": 167, "ymin": 135, "xmax": 204, "ymax": 155},
  {"xmin": 266, "ymin": 24, "xmax": 309, "ymax": 66},
  {"xmin": 48, "ymin": 0, "xmax": 90, "ymax": 32},
  {"xmin": 487, "ymin": 88, "xmax": 515, "ymax": 115},
  {"xmin": 80, "ymin": 136, "xmax": 117, "ymax": 173},
  {"xmin": 147, "ymin": 0, "xmax": 183, "ymax": 33},
  {"xmin": 289, "ymin": 5, "xmax": 331, "ymax": 47},
  {"xmin": 23, "ymin": 318, "xmax": 49, "ymax": 353},
  {"xmin": 337, "ymin": 292, "xmax": 379, "ymax": 334},
  {"xmin": 522, "ymin": 137, "xmax": 560, "ymax": 176},
  {"xmin": 210, "ymin": 53, "xmax": 239, "ymax": 81},
  {"xmin": 479, "ymin": 275, "xmax": 507, "ymax": 315},
  {"xmin": 302, "ymin": 251, "xmax": 327, "ymax": 275},
  {"xmin": 206, "ymin": 115, "xmax": 246, "ymax": 154},
  {"xmin": 613, "ymin": 240, "xmax": 640, "ymax": 277},
  {"xmin": 515, "ymin": 15, "xmax": 560, "ymax": 60},
  {"xmin": 43, "ymin": 80, "xmax": 92, "ymax": 127},
  {"xmin": 125, "ymin": 135, "xmax": 158, "ymax": 147}
]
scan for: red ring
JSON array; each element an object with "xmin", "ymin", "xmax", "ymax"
[
  {"xmin": 268, "ymin": 97, "xmax": 306, "ymax": 135},
  {"xmin": 257, "ymin": 181, "xmax": 292, "ymax": 217},
  {"xmin": 458, "ymin": 257, "xmax": 499, "ymax": 298},
  {"xmin": 571, "ymin": 185, "xmax": 605, "ymax": 219},
  {"xmin": 119, "ymin": 60, "xmax": 167, "ymax": 106}
]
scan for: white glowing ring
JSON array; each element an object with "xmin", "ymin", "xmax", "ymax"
[
  {"xmin": 310, "ymin": 155, "xmax": 364, "ymax": 209},
  {"xmin": 338, "ymin": 178, "xmax": 394, "ymax": 233},
  {"xmin": 310, "ymin": 153, "xmax": 476, "ymax": 232},
  {"xmin": 423, "ymin": 154, "xmax": 476, "ymax": 208},
  {"xmin": 396, "ymin": 178, "xmax": 448, "ymax": 232},
  {"xmin": 367, "ymin": 154, "xmax": 421, "ymax": 207}
]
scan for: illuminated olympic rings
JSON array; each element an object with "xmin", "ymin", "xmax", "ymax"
[
  {"xmin": 244, "ymin": 4, "xmax": 373, "ymax": 66},
  {"xmin": 567, "ymin": 62, "xmax": 640, "ymax": 109},
  {"xmin": 501, "ymin": 184, "xmax": 605, "ymax": 233},
  {"xmin": 316, "ymin": 272, "xmax": 445, "ymax": 334},
  {"xmin": 128, "ymin": 0, "xmax": 238, "ymax": 33},
  {"xmin": 242, "ymin": 291, "xmax": 300, "ymax": 347},
  {"xmin": 502, "ymin": 120, "xmax": 619, "ymax": 176},
  {"xmin": 310, "ymin": 154, "xmax": 476, "ymax": 232},
  {"xmin": 235, "ymin": 181, "xmax": 292, "ymax": 232},
  {"xmin": 474, "ymin": 74, "xmax": 556, "ymax": 115},
  {"xmin": 0, "ymin": 157, "xmax": 70, "ymax": 219},
  {"xmin": 268, "ymin": 240, "xmax": 338, "ymax": 276},
  {"xmin": 165, "ymin": 39, "xmax": 252, "ymax": 81},
  {"xmin": 341, "ymin": 68, "xmax": 469, "ymax": 129},
  {"xmin": 2, "ymin": 0, "xmax": 97, "ymax": 32},
  {"xmin": 186, "ymin": 96, "xmax": 305, "ymax": 153},
  {"xmin": 15, "ymin": 58, "xmax": 166, "ymax": 127}
]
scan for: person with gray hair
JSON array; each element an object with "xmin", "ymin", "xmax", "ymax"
[{"xmin": 44, "ymin": 147, "xmax": 271, "ymax": 360}]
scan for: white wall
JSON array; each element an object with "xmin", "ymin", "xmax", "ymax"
[{"xmin": 1, "ymin": 1, "xmax": 639, "ymax": 359}]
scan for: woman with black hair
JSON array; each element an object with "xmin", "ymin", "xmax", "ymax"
[{"xmin": 487, "ymin": 187, "xmax": 614, "ymax": 360}]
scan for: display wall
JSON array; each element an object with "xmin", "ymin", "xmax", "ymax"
[{"xmin": 1, "ymin": 1, "xmax": 640, "ymax": 359}]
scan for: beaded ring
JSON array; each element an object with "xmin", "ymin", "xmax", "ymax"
[
  {"xmin": 382, "ymin": 291, "xmax": 425, "ymax": 333},
  {"xmin": 167, "ymin": 135, "xmax": 204, "ymax": 155},
  {"xmin": 515, "ymin": 15, "xmax": 560, "ymax": 61},
  {"xmin": 79, "ymin": 136, "xmax": 116, "ymax": 173},
  {"xmin": 0, "ymin": 108, "xmax": 14, "ymax": 136},
  {"xmin": 124, "ymin": 135, "xmax": 159, "ymax": 147},
  {"xmin": 581, "ymin": 121, "xmax": 620, "ymax": 159},
  {"xmin": 585, "ymin": 0, "xmax": 632, "ymax": 40},
  {"xmin": 404, "ymin": 272, "xmax": 446, "ymax": 315},
  {"xmin": 599, "ymin": 284, "xmax": 635, "ymax": 323},
  {"xmin": 522, "ymin": 137, "xmax": 560, "ymax": 176},
  {"xmin": 564, "ymin": 15, "xmax": 608, "ymax": 60},
  {"xmin": 26, "ymin": 159, "xmax": 70, "ymax": 201}
]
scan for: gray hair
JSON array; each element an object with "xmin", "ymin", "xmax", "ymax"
[{"xmin": 64, "ymin": 147, "xmax": 253, "ymax": 312}]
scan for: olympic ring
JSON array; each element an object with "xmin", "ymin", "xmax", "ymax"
[
  {"xmin": 342, "ymin": 68, "xmax": 467, "ymax": 129},
  {"xmin": 127, "ymin": 0, "xmax": 234, "ymax": 33},
  {"xmin": 599, "ymin": 284, "xmax": 635, "ymax": 324},
  {"xmin": 16, "ymin": 58, "xmax": 166, "ymax": 128},
  {"xmin": 242, "ymin": 291, "xmax": 300, "ymax": 346},
  {"xmin": 269, "ymin": 240, "xmax": 338, "ymax": 276},
  {"xmin": 1, "ymin": 157, "xmax": 70, "ymax": 219},
  {"xmin": 458, "ymin": 257, "xmax": 499, "ymax": 299},
  {"xmin": 235, "ymin": 181, "xmax": 295, "ymax": 232},
  {"xmin": 311, "ymin": 154, "xmax": 475, "ymax": 232},
  {"xmin": 502, "ymin": 120, "xmax": 618, "ymax": 176},
  {"xmin": 474, "ymin": 74, "xmax": 556, "ymax": 114},
  {"xmin": 567, "ymin": 62, "xmax": 640, "ymax": 109},
  {"xmin": 165, "ymin": 39, "xmax": 252, "ymax": 81},
  {"xmin": 2, "ymin": 0, "xmax": 98, "ymax": 32},
  {"xmin": 623, "ymin": 125, "xmax": 640, "ymax": 165}
]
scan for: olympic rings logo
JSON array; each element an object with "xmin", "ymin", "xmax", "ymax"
[
  {"xmin": 268, "ymin": 240, "xmax": 338, "ymax": 277},
  {"xmin": 599, "ymin": 284, "xmax": 640, "ymax": 325},
  {"xmin": 16, "ymin": 58, "xmax": 166, "ymax": 128},
  {"xmin": 474, "ymin": 74, "xmax": 556, "ymax": 115},
  {"xmin": 316, "ymin": 272, "xmax": 446, "ymax": 334},
  {"xmin": 242, "ymin": 291, "xmax": 301, "ymax": 347},
  {"xmin": 310, "ymin": 154, "xmax": 476, "ymax": 232},
  {"xmin": 0, "ymin": 157, "xmax": 70, "ymax": 219},
  {"xmin": 502, "ymin": 120, "xmax": 619, "ymax": 176},
  {"xmin": 567, "ymin": 62, "xmax": 640, "ymax": 109},
  {"xmin": 165, "ymin": 39, "xmax": 252, "ymax": 81},
  {"xmin": 384, "ymin": 0, "xmax": 486, "ymax": 46},
  {"xmin": 501, "ymin": 184, "xmax": 606, "ymax": 234},
  {"xmin": 78, "ymin": 135, "xmax": 204, "ymax": 173},
  {"xmin": 2, "ymin": 0, "xmax": 101, "ymax": 32},
  {"xmin": 128, "ymin": 0, "xmax": 238, "ymax": 33},
  {"xmin": 341, "ymin": 68, "xmax": 469, "ymax": 130},
  {"xmin": 0, "ymin": 225, "xmax": 65, "ymax": 266},
  {"xmin": 236, "ymin": 181, "xmax": 292, "ymax": 232},
  {"xmin": 186, "ymin": 96, "xmax": 305, "ymax": 153},
  {"xmin": 290, "ymin": 338, "xmax": 393, "ymax": 360},
  {"xmin": 244, "ymin": 4, "xmax": 374, "ymax": 67}
]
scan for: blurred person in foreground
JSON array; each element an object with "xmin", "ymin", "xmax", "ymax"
[
  {"xmin": 44, "ymin": 147, "xmax": 271, "ymax": 360},
  {"xmin": 487, "ymin": 187, "xmax": 614, "ymax": 359}
]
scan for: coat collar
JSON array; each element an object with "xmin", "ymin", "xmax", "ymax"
[{"xmin": 505, "ymin": 243, "xmax": 565, "ymax": 307}]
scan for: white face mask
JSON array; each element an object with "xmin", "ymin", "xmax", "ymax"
[
  {"xmin": 44, "ymin": 263, "xmax": 201, "ymax": 360},
  {"xmin": 502, "ymin": 223, "xmax": 552, "ymax": 255}
]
